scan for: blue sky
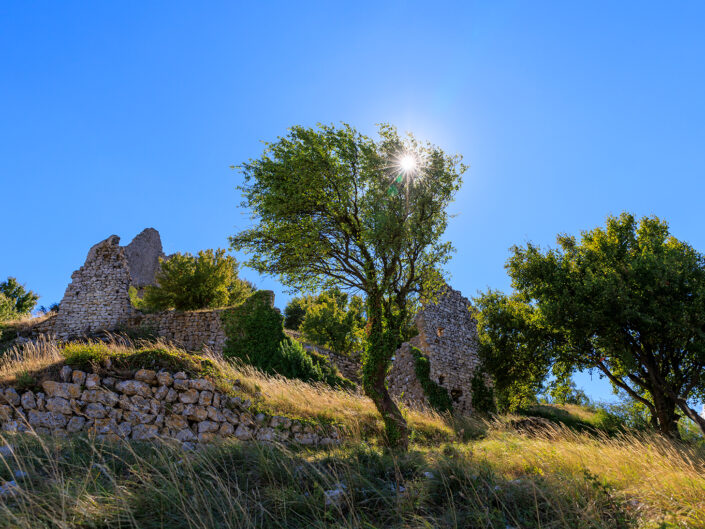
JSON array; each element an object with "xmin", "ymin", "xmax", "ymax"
[{"xmin": 2, "ymin": 2, "xmax": 705, "ymax": 403}]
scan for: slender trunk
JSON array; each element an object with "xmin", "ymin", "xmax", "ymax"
[
  {"xmin": 675, "ymin": 400, "xmax": 705, "ymax": 436},
  {"xmin": 362, "ymin": 292, "xmax": 409, "ymax": 449}
]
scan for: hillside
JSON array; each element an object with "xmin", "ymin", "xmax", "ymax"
[{"xmin": 0, "ymin": 340, "xmax": 702, "ymax": 528}]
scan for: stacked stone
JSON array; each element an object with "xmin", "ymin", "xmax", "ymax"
[
  {"xmin": 129, "ymin": 309, "xmax": 228, "ymax": 354},
  {"xmin": 51, "ymin": 235, "xmax": 134, "ymax": 339},
  {"xmin": 0, "ymin": 368, "xmax": 338, "ymax": 448},
  {"xmin": 386, "ymin": 343, "xmax": 428, "ymax": 408},
  {"xmin": 388, "ymin": 285, "xmax": 485, "ymax": 415}
]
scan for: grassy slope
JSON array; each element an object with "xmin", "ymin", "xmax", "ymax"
[{"xmin": 0, "ymin": 339, "xmax": 703, "ymax": 528}]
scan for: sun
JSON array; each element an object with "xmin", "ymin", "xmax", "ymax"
[{"xmin": 399, "ymin": 154, "xmax": 417, "ymax": 173}]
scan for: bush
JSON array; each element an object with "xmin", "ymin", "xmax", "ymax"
[
  {"xmin": 136, "ymin": 249, "xmax": 253, "ymax": 312},
  {"xmin": 470, "ymin": 369, "xmax": 496, "ymax": 414},
  {"xmin": 283, "ymin": 297, "xmax": 307, "ymax": 330},
  {"xmin": 222, "ymin": 292, "xmax": 353, "ymax": 388},
  {"xmin": 0, "ymin": 277, "xmax": 39, "ymax": 319}
]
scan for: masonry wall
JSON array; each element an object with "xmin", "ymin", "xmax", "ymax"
[
  {"xmin": 0, "ymin": 366, "xmax": 339, "ymax": 447},
  {"xmin": 388, "ymin": 286, "xmax": 484, "ymax": 415},
  {"xmin": 129, "ymin": 310, "xmax": 228, "ymax": 354},
  {"xmin": 51, "ymin": 235, "xmax": 134, "ymax": 339}
]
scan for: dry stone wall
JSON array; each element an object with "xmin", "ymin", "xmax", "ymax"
[
  {"xmin": 0, "ymin": 367, "xmax": 339, "ymax": 448},
  {"xmin": 128, "ymin": 310, "xmax": 228, "ymax": 354},
  {"xmin": 50, "ymin": 235, "xmax": 134, "ymax": 339},
  {"xmin": 388, "ymin": 285, "xmax": 484, "ymax": 415}
]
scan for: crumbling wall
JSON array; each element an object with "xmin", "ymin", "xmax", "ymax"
[
  {"xmin": 388, "ymin": 286, "xmax": 483, "ymax": 415},
  {"xmin": 0, "ymin": 366, "xmax": 339, "ymax": 447},
  {"xmin": 124, "ymin": 228, "xmax": 164, "ymax": 291},
  {"xmin": 51, "ymin": 236, "xmax": 134, "ymax": 339}
]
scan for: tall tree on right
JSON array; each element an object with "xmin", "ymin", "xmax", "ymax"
[{"xmin": 476, "ymin": 213, "xmax": 705, "ymax": 438}]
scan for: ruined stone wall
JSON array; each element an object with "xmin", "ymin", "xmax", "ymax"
[
  {"xmin": 51, "ymin": 236, "xmax": 134, "ymax": 339},
  {"xmin": 387, "ymin": 343, "xmax": 428, "ymax": 409},
  {"xmin": 0, "ymin": 366, "xmax": 339, "ymax": 448},
  {"xmin": 388, "ymin": 286, "xmax": 483, "ymax": 415},
  {"xmin": 129, "ymin": 310, "xmax": 228, "ymax": 354}
]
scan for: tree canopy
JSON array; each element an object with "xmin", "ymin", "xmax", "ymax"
[
  {"xmin": 136, "ymin": 249, "xmax": 253, "ymax": 312},
  {"xmin": 475, "ymin": 213, "xmax": 705, "ymax": 437},
  {"xmin": 230, "ymin": 123, "xmax": 465, "ymax": 448}
]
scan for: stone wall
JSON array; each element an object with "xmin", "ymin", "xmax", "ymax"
[
  {"xmin": 388, "ymin": 286, "xmax": 484, "ymax": 415},
  {"xmin": 0, "ymin": 366, "xmax": 338, "ymax": 448},
  {"xmin": 128, "ymin": 309, "xmax": 228, "ymax": 354},
  {"xmin": 50, "ymin": 235, "xmax": 135, "ymax": 339}
]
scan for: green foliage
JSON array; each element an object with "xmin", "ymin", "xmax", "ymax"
[
  {"xmin": 138, "ymin": 249, "xmax": 253, "ymax": 312},
  {"xmin": 283, "ymin": 296, "xmax": 307, "ymax": 329},
  {"xmin": 470, "ymin": 369, "xmax": 496, "ymax": 414},
  {"xmin": 291, "ymin": 288, "xmax": 366, "ymax": 356},
  {"xmin": 411, "ymin": 347, "xmax": 453, "ymax": 413},
  {"xmin": 0, "ymin": 277, "xmax": 39, "ymax": 318},
  {"xmin": 222, "ymin": 291, "xmax": 352, "ymax": 388},
  {"xmin": 473, "ymin": 291, "xmax": 550, "ymax": 412},
  {"xmin": 476, "ymin": 213, "xmax": 705, "ymax": 438},
  {"xmin": 230, "ymin": 123, "xmax": 465, "ymax": 448}
]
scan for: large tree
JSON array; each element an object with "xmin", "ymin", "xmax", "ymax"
[
  {"xmin": 230, "ymin": 123, "xmax": 465, "ymax": 448},
  {"xmin": 0, "ymin": 277, "xmax": 39, "ymax": 318},
  {"xmin": 477, "ymin": 213, "xmax": 705, "ymax": 437}
]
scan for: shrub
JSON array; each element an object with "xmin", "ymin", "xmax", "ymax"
[
  {"xmin": 411, "ymin": 347, "xmax": 453, "ymax": 413},
  {"xmin": 283, "ymin": 297, "xmax": 307, "ymax": 330},
  {"xmin": 470, "ymin": 369, "xmax": 496, "ymax": 414},
  {"xmin": 222, "ymin": 292, "xmax": 353, "ymax": 388},
  {"xmin": 136, "ymin": 249, "xmax": 253, "ymax": 312},
  {"xmin": 0, "ymin": 277, "xmax": 39, "ymax": 318}
]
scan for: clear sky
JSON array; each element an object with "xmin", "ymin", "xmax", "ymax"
[{"xmin": 2, "ymin": 2, "xmax": 705, "ymax": 403}]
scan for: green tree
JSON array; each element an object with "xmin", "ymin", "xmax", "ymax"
[
  {"xmin": 295, "ymin": 288, "xmax": 366, "ymax": 356},
  {"xmin": 0, "ymin": 277, "xmax": 39, "ymax": 317},
  {"xmin": 0, "ymin": 293, "xmax": 16, "ymax": 322},
  {"xmin": 140, "ymin": 249, "xmax": 253, "ymax": 311},
  {"xmin": 478, "ymin": 213, "xmax": 705, "ymax": 437},
  {"xmin": 230, "ymin": 123, "xmax": 465, "ymax": 448},
  {"xmin": 283, "ymin": 297, "xmax": 307, "ymax": 330}
]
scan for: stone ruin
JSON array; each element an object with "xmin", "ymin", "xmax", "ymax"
[
  {"xmin": 36, "ymin": 229, "xmax": 487, "ymax": 416},
  {"xmin": 388, "ymin": 286, "xmax": 484, "ymax": 415}
]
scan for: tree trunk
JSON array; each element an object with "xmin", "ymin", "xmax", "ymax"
[
  {"xmin": 652, "ymin": 392, "xmax": 681, "ymax": 440},
  {"xmin": 362, "ymin": 293, "xmax": 409, "ymax": 450},
  {"xmin": 675, "ymin": 400, "xmax": 705, "ymax": 436}
]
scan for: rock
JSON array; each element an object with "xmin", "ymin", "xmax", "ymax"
[
  {"xmin": 132, "ymin": 424, "xmax": 159, "ymax": 440},
  {"xmin": 165, "ymin": 414, "xmax": 189, "ymax": 430},
  {"xmin": 198, "ymin": 432, "xmax": 216, "ymax": 443},
  {"xmin": 102, "ymin": 377, "xmax": 116, "ymax": 389},
  {"xmin": 0, "ymin": 405, "xmax": 13, "ymax": 422},
  {"xmin": 222, "ymin": 408, "xmax": 239, "ymax": 425},
  {"xmin": 35, "ymin": 393, "xmax": 45, "ymax": 411},
  {"xmin": 117, "ymin": 422, "xmax": 132, "ymax": 438},
  {"xmin": 173, "ymin": 379, "xmax": 189, "ymax": 391},
  {"xmin": 115, "ymin": 380, "xmax": 151, "ymax": 397},
  {"xmin": 66, "ymin": 416, "xmax": 86, "ymax": 433},
  {"xmin": 256, "ymin": 428, "xmax": 276, "ymax": 442},
  {"xmin": 218, "ymin": 422, "xmax": 234, "ymax": 436},
  {"xmin": 179, "ymin": 389, "xmax": 199, "ymax": 404},
  {"xmin": 190, "ymin": 379, "xmax": 214, "ymax": 392},
  {"xmin": 124, "ymin": 227, "xmax": 164, "ymax": 289},
  {"xmin": 13, "ymin": 470, "xmax": 28, "ymax": 480},
  {"xmin": 198, "ymin": 391, "xmax": 213, "ymax": 406},
  {"xmin": 46, "ymin": 397, "xmax": 72, "ymax": 415},
  {"xmin": 2, "ymin": 388, "xmax": 20, "ymax": 406},
  {"xmin": 60, "ymin": 366, "xmax": 73, "ymax": 382},
  {"xmin": 28, "ymin": 411, "xmax": 67, "ymax": 429},
  {"xmin": 85, "ymin": 374, "xmax": 100, "ymax": 389},
  {"xmin": 255, "ymin": 413, "xmax": 267, "ymax": 425},
  {"xmin": 324, "ymin": 483, "xmax": 347, "ymax": 507},
  {"xmin": 165, "ymin": 389, "xmax": 178, "ymax": 402},
  {"xmin": 198, "ymin": 421, "xmax": 219, "ymax": 433},
  {"xmin": 134, "ymin": 369, "xmax": 157, "ymax": 384},
  {"xmin": 123, "ymin": 411, "xmax": 155, "ymax": 424},
  {"xmin": 173, "ymin": 372, "xmax": 187, "ymax": 380},
  {"xmin": 129, "ymin": 395, "xmax": 152, "ymax": 413},
  {"xmin": 270, "ymin": 416, "xmax": 291, "ymax": 429},
  {"xmin": 85, "ymin": 403, "xmax": 108, "ymax": 419},
  {"xmin": 0, "ymin": 480, "xmax": 19, "ymax": 497},
  {"xmin": 156, "ymin": 371, "xmax": 173, "ymax": 387},
  {"xmin": 175, "ymin": 428, "xmax": 196, "ymax": 442},
  {"xmin": 81, "ymin": 389, "xmax": 119, "ymax": 407},
  {"xmin": 182, "ymin": 405, "xmax": 207, "ymax": 422},
  {"xmin": 294, "ymin": 432, "xmax": 317, "ymax": 446},
  {"xmin": 20, "ymin": 391, "xmax": 36, "ymax": 410},
  {"xmin": 71, "ymin": 370, "xmax": 86, "ymax": 385},
  {"xmin": 154, "ymin": 386, "xmax": 169, "ymax": 400},
  {"xmin": 0, "ymin": 445, "xmax": 13, "ymax": 458},
  {"xmin": 234, "ymin": 424, "xmax": 253, "ymax": 440},
  {"xmin": 42, "ymin": 381, "xmax": 81, "ymax": 399},
  {"xmin": 108, "ymin": 409, "xmax": 123, "ymax": 422}
]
